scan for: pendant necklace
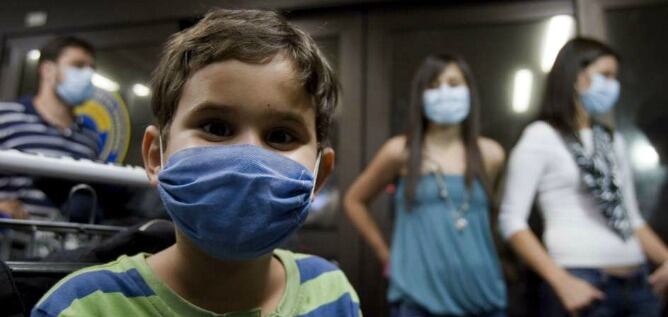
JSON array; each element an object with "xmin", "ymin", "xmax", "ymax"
[{"xmin": 427, "ymin": 159, "xmax": 470, "ymax": 231}]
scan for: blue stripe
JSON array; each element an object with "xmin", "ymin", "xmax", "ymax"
[
  {"xmin": 295, "ymin": 256, "xmax": 339, "ymax": 284},
  {"xmin": 297, "ymin": 293, "xmax": 360, "ymax": 317},
  {"xmin": 72, "ymin": 132, "xmax": 100, "ymax": 152},
  {"xmin": 0, "ymin": 100, "xmax": 99, "ymax": 160},
  {"xmin": 0, "ymin": 102, "xmax": 25, "ymax": 112},
  {"xmin": 0, "ymin": 184, "xmax": 29, "ymax": 192},
  {"xmin": 34, "ymin": 269, "xmax": 155, "ymax": 317}
]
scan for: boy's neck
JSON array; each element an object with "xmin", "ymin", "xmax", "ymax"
[{"xmin": 148, "ymin": 239, "xmax": 286, "ymax": 316}]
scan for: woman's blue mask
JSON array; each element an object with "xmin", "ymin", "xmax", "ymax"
[
  {"xmin": 580, "ymin": 73, "xmax": 620, "ymax": 115},
  {"xmin": 56, "ymin": 66, "xmax": 95, "ymax": 106},
  {"xmin": 157, "ymin": 144, "xmax": 320, "ymax": 261},
  {"xmin": 422, "ymin": 84, "xmax": 470, "ymax": 125}
]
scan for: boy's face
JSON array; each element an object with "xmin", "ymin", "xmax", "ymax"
[{"xmin": 142, "ymin": 54, "xmax": 334, "ymax": 191}]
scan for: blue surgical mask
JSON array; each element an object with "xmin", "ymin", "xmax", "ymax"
[
  {"xmin": 157, "ymin": 143, "xmax": 320, "ymax": 261},
  {"xmin": 56, "ymin": 66, "xmax": 95, "ymax": 106},
  {"xmin": 423, "ymin": 84, "xmax": 470, "ymax": 124},
  {"xmin": 580, "ymin": 73, "xmax": 620, "ymax": 115}
]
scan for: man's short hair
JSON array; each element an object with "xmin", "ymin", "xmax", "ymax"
[{"xmin": 38, "ymin": 36, "xmax": 96, "ymax": 66}]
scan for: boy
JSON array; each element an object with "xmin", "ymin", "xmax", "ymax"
[{"xmin": 32, "ymin": 9, "xmax": 361, "ymax": 317}]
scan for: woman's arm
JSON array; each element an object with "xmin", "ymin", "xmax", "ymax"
[
  {"xmin": 637, "ymin": 226, "xmax": 668, "ymax": 294},
  {"xmin": 615, "ymin": 134, "xmax": 668, "ymax": 264},
  {"xmin": 615, "ymin": 134, "xmax": 668, "ymax": 293},
  {"xmin": 499, "ymin": 123, "xmax": 604, "ymax": 315},
  {"xmin": 637, "ymin": 225, "xmax": 668, "ymax": 265},
  {"xmin": 508, "ymin": 230, "xmax": 604, "ymax": 314},
  {"xmin": 343, "ymin": 136, "xmax": 405, "ymax": 266},
  {"xmin": 478, "ymin": 137, "xmax": 506, "ymax": 185}
]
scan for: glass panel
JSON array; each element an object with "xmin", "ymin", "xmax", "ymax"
[
  {"xmin": 606, "ymin": 4, "xmax": 668, "ymax": 230},
  {"xmin": 389, "ymin": 18, "xmax": 559, "ymax": 149},
  {"xmin": 301, "ymin": 36, "xmax": 340, "ymax": 231},
  {"xmin": 93, "ymin": 45, "xmax": 163, "ymax": 166}
]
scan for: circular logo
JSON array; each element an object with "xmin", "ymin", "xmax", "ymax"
[{"xmin": 74, "ymin": 89, "xmax": 131, "ymax": 163}]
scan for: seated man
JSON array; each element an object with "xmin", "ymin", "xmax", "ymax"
[
  {"xmin": 32, "ymin": 8, "xmax": 361, "ymax": 317},
  {"xmin": 0, "ymin": 37, "xmax": 99, "ymax": 220}
]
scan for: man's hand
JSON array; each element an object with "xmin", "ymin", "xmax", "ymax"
[{"xmin": 0, "ymin": 199, "xmax": 28, "ymax": 219}]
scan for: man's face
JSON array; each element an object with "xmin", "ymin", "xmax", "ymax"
[
  {"xmin": 41, "ymin": 46, "xmax": 95, "ymax": 90},
  {"xmin": 143, "ymin": 54, "xmax": 334, "ymax": 189}
]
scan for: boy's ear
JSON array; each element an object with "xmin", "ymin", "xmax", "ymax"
[
  {"xmin": 314, "ymin": 147, "xmax": 335, "ymax": 195},
  {"xmin": 142, "ymin": 125, "xmax": 162, "ymax": 187}
]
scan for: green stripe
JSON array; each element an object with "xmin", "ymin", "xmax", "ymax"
[
  {"xmin": 131, "ymin": 250, "xmax": 299, "ymax": 317},
  {"xmin": 294, "ymin": 270, "xmax": 360, "ymax": 315},
  {"xmin": 35, "ymin": 255, "xmax": 137, "ymax": 307},
  {"xmin": 271, "ymin": 249, "xmax": 300, "ymax": 316},
  {"xmin": 292, "ymin": 253, "xmax": 312, "ymax": 261},
  {"xmin": 57, "ymin": 291, "xmax": 160, "ymax": 316},
  {"xmin": 40, "ymin": 250, "xmax": 360, "ymax": 317}
]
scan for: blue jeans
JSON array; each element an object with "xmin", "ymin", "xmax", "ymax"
[
  {"xmin": 539, "ymin": 265, "xmax": 661, "ymax": 317},
  {"xmin": 390, "ymin": 302, "xmax": 506, "ymax": 317}
]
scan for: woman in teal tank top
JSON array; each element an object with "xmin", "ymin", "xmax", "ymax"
[{"xmin": 344, "ymin": 54, "xmax": 507, "ymax": 316}]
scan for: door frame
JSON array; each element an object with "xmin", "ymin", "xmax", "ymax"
[{"xmin": 576, "ymin": 0, "xmax": 668, "ymax": 40}]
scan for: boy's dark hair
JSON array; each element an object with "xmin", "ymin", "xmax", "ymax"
[
  {"xmin": 151, "ymin": 9, "xmax": 339, "ymax": 143},
  {"xmin": 38, "ymin": 36, "xmax": 96, "ymax": 66}
]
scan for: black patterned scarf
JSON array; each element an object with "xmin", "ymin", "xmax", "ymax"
[{"xmin": 565, "ymin": 123, "xmax": 632, "ymax": 240}]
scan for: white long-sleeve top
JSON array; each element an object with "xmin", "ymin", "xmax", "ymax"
[{"xmin": 499, "ymin": 121, "xmax": 646, "ymax": 268}]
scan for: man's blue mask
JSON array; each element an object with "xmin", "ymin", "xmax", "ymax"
[
  {"xmin": 56, "ymin": 66, "xmax": 95, "ymax": 106},
  {"xmin": 157, "ymin": 143, "xmax": 320, "ymax": 261}
]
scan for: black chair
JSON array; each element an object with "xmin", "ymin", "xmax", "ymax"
[{"xmin": 0, "ymin": 219, "xmax": 174, "ymax": 315}]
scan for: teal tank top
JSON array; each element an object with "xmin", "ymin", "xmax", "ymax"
[{"xmin": 388, "ymin": 174, "xmax": 507, "ymax": 315}]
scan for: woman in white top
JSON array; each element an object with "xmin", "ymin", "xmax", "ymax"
[{"xmin": 499, "ymin": 38, "xmax": 668, "ymax": 316}]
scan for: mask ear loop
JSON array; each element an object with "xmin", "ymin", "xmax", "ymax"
[
  {"xmin": 159, "ymin": 134, "xmax": 164, "ymax": 170},
  {"xmin": 309, "ymin": 151, "xmax": 322, "ymax": 199}
]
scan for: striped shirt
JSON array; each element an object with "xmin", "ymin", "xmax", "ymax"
[
  {"xmin": 0, "ymin": 97, "xmax": 99, "ymax": 218},
  {"xmin": 32, "ymin": 249, "xmax": 362, "ymax": 317}
]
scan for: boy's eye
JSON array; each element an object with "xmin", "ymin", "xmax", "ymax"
[
  {"xmin": 202, "ymin": 121, "xmax": 233, "ymax": 137},
  {"xmin": 266, "ymin": 129, "xmax": 296, "ymax": 146}
]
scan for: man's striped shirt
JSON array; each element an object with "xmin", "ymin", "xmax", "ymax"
[
  {"xmin": 32, "ymin": 249, "xmax": 362, "ymax": 317},
  {"xmin": 0, "ymin": 98, "xmax": 99, "ymax": 218}
]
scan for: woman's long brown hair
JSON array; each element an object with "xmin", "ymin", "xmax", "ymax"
[{"xmin": 404, "ymin": 54, "xmax": 490, "ymax": 210}]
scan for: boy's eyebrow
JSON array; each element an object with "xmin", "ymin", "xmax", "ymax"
[
  {"xmin": 189, "ymin": 101, "xmax": 238, "ymax": 115},
  {"xmin": 188, "ymin": 101, "xmax": 311, "ymax": 128},
  {"xmin": 262, "ymin": 108, "xmax": 309, "ymax": 127}
]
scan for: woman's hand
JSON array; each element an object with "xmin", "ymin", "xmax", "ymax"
[
  {"xmin": 552, "ymin": 273, "xmax": 605, "ymax": 315},
  {"xmin": 649, "ymin": 261, "xmax": 668, "ymax": 296}
]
